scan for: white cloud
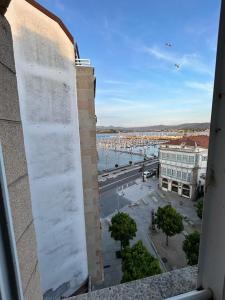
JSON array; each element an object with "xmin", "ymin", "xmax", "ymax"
[
  {"xmin": 95, "ymin": 89, "xmax": 213, "ymax": 127},
  {"xmin": 103, "ymin": 80, "xmax": 130, "ymax": 85},
  {"xmin": 142, "ymin": 45, "xmax": 212, "ymax": 75},
  {"xmin": 185, "ymin": 81, "xmax": 213, "ymax": 93}
]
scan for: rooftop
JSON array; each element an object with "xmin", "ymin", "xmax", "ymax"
[{"xmin": 164, "ymin": 135, "xmax": 209, "ymax": 149}]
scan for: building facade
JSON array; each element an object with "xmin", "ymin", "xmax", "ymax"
[
  {"xmin": 76, "ymin": 65, "xmax": 103, "ymax": 284},
  {"xmin": 0, "ymin": 1, "xmax": 42, "ymax": 298},
  {"xmin": 159, "ymin": 136, "xmax": 208, "ymax": 200},
  {"xmin": 5, "ymin": 0, "xmax": 102, "ymax": 298}
]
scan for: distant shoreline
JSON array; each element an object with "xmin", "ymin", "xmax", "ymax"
[
  {"xmin": 96, "ymin": 128, "xmax": 210, "ymax": 134},
  {"xmin": 96, "ymin": 122, "xmax": 210, "ymax": 134}
]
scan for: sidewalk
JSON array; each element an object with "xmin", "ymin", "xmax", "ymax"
[
  {"xmin": 97, "ymin": 177, "xmax": 163, "ymax": 290},
  {"xmin": 98, "ymin": 178, "xmax": 201, "ymax": 289},
  {"xmin": 151, "ymin": 230, "xmax": 187, "ymax": 271}
]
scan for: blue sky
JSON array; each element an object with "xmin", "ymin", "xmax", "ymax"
[{"xmin": 39, "ymin": 0, "xmax": 221, "ymax": 127}]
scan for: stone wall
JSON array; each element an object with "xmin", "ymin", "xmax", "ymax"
[
  {"xmin": 0, "ymin": 4, "xmax": 42, "ymax": 299},
  {"xmin": 76, "ymin": 66, "xmax": 103, "ymax": 284}
]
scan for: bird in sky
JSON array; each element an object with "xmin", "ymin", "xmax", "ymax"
[
  {"xmin": 165, "ymin": 42, "xmax": 172, "ymax": 47},
  {"xmin": 174, "ymin": 63, "xmax": 180, "ymax": 69}
]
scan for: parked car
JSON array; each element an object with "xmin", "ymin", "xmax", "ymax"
[
  {"xmin": 143, "ymin": 171, "xmax": 151, "ymax": 178},
  {"xmin": 143, "ymin": 169, "xmax": 157, "ymax": 178}
]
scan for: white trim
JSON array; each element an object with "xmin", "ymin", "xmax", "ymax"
[{"xmin": 166, "ymin": 289, "xmax": 212, "ymax": 300}]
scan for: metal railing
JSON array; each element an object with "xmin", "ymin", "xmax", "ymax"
[{"xmin": 75, "ymin": 58, "xmax": 91, "ymax": 67}]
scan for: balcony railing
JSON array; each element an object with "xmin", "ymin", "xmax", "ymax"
[{"xmin": 75, "ymin": 58, "xmax": 91, "ymax": 67}]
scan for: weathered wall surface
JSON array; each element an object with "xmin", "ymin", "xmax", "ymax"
[
  {"xmin": 6, "ymin": 0, "xmax": 88, "ymax": 295},
  {"xmin": 0, "ymin": 5, "xmax": 42, "ymax": 299},
  {"xmin": 67, "ymin": 266, "xmax": 198, "ymax": 300},
  {"xmin": 76, "ymin": 66, "xmax": 103, "ymax": 284}
]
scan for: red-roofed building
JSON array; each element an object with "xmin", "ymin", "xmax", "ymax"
[{"xmin": 159, "ymin": 136, "xmax": 209, "ymax": 199}]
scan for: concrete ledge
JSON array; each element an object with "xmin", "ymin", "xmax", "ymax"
[{"xmin": 66, "ymin": 266, "xmax": 197, "ymax": 300}]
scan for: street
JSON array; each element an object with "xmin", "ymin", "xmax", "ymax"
[
  {"xmin": 99, "ymin": 161, "xmax": 158, "ymax": 217},
  {"xmin": 99, "ymin": 160, "xmax": 159, "ymax": 191}
]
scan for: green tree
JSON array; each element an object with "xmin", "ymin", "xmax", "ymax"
[
  {"xmin": 183, "ymin": 231, "xmax": 200, "ymax": 265},
  {"xmin": 109, "ymin": 212, "xmax": 137, "ymax": 250},
  {"xmin": 121, "ymin": 240, "xmax": 161, "ymax": 283},
  {"xmin": 155, "ymin": 205, "xmax": 184, "ymax": 246},
  {"xmin": 195, "ymin": 198, "xmax": 203, "ymax": 219}
]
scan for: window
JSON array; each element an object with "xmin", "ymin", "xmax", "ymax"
[
  {"xmin": 177, "ymin": 170, "xmax": 181, "ymax": 179},
  {"xmin": 182, "ymin": 171, "xmax": 187, "ymax": 181},
  {"xmin": 171, "ymin": 169, "xmax": 176, "ymax": 177},
  {"xmin": 188, "ymin": 156, "xmax": 195, "ymax": 164},
  {"xmin": 162, "ymin": 178, "xmax": 168, "ymax": 189},
  {"xmin": 195, "ymin": 155, "xmax": 199, "ymax": 164},
  {"xmin": 171, "ymin": 153, "xmax": 176, "ymax": 161},
  {"xmin": 182, "ymin": 184, "xmax": 190, "ymax": 197},
  {"xmin": 171, "ymin": 181, "xmax": 178, "ymax": 193},
  {"xmin": 162, "ymin": 152, "xmax": 167, "ymax": 160},
  {"xmin": 177, "ymin": 154, "xmax": 182, "ymax": 162},
  {"xmin": 182, "ymin": 155, "xmax": 188, "ymax": 163},
  {"xmin": 187, "ymin": 173, "xmax": 192, "ymax": 182},
  {"xmin": 167, "ymin": 168, "xmax": 172, "ymax": 176},
  {"xmin": 161, "ymin": 167, "xmax": 166, "ymax": 175}
]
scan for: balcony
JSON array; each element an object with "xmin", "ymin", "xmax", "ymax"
[{"xmin": 75, "ymin": 58, "xmax": 91, "ymax": 67}]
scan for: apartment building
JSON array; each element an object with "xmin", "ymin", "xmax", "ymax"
[
  {"xmin": 159, "ymin": 136, "xmax": 209, "ymax": 199},
  {"xmin": 2, "ymin": 0, "xmax": 102, "ymax": 298}
]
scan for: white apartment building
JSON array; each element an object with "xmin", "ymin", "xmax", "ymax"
[{"xmin": 159, "ymin": 136, "xmax": 209, "ymax": 199}]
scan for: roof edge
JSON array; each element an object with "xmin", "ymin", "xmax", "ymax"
[
  {"xmin": 0, "ymin": 0, "xmax": 11, "ymax": 15},
  {"xmin": 25, "ymin": 0, "xmax": 75, "ymax": 45}
]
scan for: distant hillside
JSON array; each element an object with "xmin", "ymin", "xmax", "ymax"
[{"xmin": 96, "ymin": 123, "xmax": 210, "ymax": 133}]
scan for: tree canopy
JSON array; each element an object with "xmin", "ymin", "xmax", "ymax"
[
  {"xmin": 109, "ymin": 212, "xmax": 137, "ymax": 249},
  {"xmin": 155, "ymin": 205, "xmax": 184, "ymax": 245},
  {"xmin": 121, "ymin": 240, "xmax": 161, "ymax": 283},
  {"xmin": 195, "ymin": 198, "xmax": 203, "ymax": 219},
  {"xmin": 183, "ymin": 231, "xmax": 200, "ymax": 265}
]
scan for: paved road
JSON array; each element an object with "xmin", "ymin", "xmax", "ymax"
[
  {"xmin": 99, "ymin": 161, "xmax": 159, "ymax": 218},
  {"xmin": 99, "ymin": 160, "xmax": 159, "ymax": 192}
]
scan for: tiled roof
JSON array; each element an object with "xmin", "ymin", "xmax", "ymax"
[{"xmin": 166, "ymin": 135, "xmax": 209, "ymax": 149}]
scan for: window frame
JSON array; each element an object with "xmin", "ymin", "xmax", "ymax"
[
  {"xmin": 0, "ymin": 144, "xmax": 24, "ymax": 300},
  {"xmin": 197, "ymin": 0, "xmax": 225, "ymax": 298}
]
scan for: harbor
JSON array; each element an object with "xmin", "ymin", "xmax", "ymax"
[
  {"xmin": 96, "ymin": 131, "xmax": 209, "ymax": 172},
  {"xmin": 97, "ymin": 132, "xmax": 178, "ymax": 171}
]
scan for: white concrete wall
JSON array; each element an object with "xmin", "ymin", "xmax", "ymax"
[{"xmin": 6, "ymin": 0, "xmax": 88, "ymax": 294}]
